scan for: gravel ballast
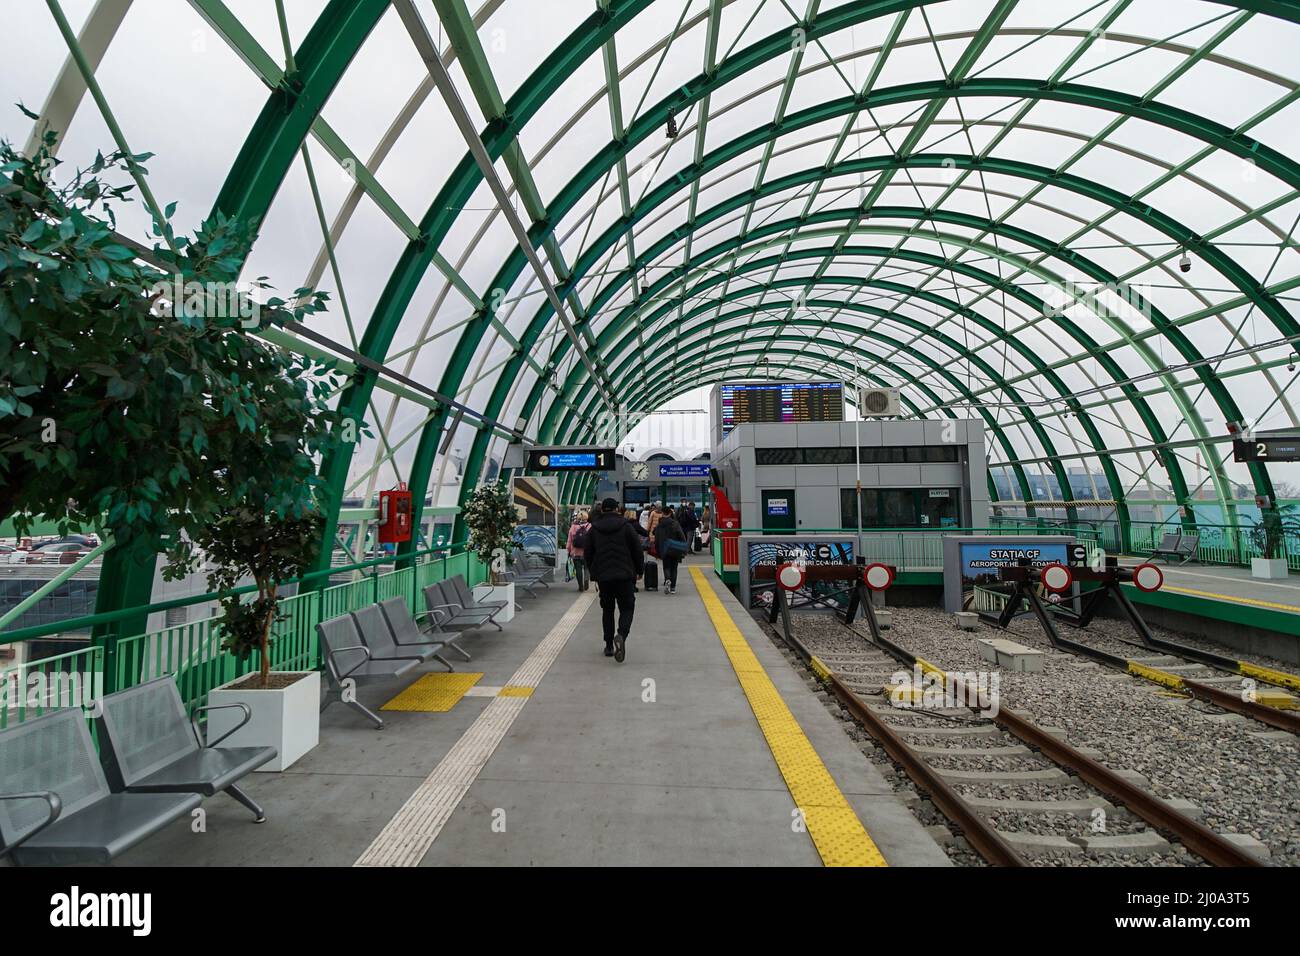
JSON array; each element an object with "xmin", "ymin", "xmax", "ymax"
[{"xmin": 780, "ymin": 607, "xmax": 1299, "ymax": 867}]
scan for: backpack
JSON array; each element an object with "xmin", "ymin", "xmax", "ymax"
[{"xmin": 572, "ymin": 524, "xmax": 590, "ymax": 550}]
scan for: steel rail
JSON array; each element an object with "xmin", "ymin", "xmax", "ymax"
[{"xmin": 770, "ymin": 582, "xmax": 1266, "ymax": 867}]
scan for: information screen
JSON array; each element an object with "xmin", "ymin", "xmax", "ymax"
[
  {"xmin": 526, "ymin": 448, "xmax": 614, "ymax": 471},
  {"xmin": 718, "ymin": 381, "xmax": 843, "ymax": 437}
]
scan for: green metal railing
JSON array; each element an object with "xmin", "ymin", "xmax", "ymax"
[
  {"xmin": 0, "ymin": 543, "xmax": 489, "ymax": 726},
  {"xmin": 990, "ymin": 515, "xmax": 1300, "ymax": 571}
]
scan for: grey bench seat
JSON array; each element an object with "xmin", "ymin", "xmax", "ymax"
[
  {"xmin": 318, "ymin": 614, "xmax": 420, "ymax": 729},
  {"xmin": 97, "ymin": 677, "xmax": 276, "ymax": 823},
  {"xmin": 378, "ymin": 597, "xmax": 468, "ymax": 666},
  {"xmin": 0, "ymin": 709, "xmax": 201, "ymax": 865},
  {"xmin": 1150, "ymin": 532, "xmax": 1199, "ymax": 565},
  {"xmin": 423, "ymin": 580, "xmax": 501, "ymax": 633},
  {"xmin": 352, "ymin": 603, "xmax": 446, "ymax": 665}
]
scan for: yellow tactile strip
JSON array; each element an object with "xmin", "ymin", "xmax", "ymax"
[
  {"xmin": 688, "ymin": 567, "xmax": 887, "ymax": 867},
  {"xmin": 382, "ymin": 672, "xmax": 484, "ymax": 712},
  {"xmin": 1158, "ymin": 583, "xmax": 1300, "ymax": 613}
]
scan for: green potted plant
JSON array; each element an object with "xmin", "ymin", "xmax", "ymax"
[
  {"xmin": 2, "ymin": 120, "xmax": 357, "ymax": 766},
  {"xmin": 198, "ymin": 507, "xmax": 326, "ymax": 770},
  {"xmin": 462, "ymin": 482, "xmax": 519, "ymax": 621},
  {"xmin": 1248, "ymin": 508, "xmax": 1294, "ymax": 579}
]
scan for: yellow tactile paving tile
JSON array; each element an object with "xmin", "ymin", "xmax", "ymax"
[
  {"xmin": 499, "ymin": 685, "xmax": 534, "ymax": 697},
  {"xmin": 381, "ymin": 672, "xmax": 484, "ymax": 712},
  {"xmin": 688, "ymin": 567, "xmax": 888, "ymax": 868}
]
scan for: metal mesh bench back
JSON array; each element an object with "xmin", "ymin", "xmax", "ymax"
[
  {"xmin": 1181, "ymin": 534, "xmax": 1199, "ymax": 551},
  {"xmin": 1156, "ymin": 533, "xmax": 1181, "ymax": 550},
  {"xmin": 98, "ymin": 677, "xmax": 197, "ymax": 788},
  {"xmin": 351, "ymin": 604, "xmax": 398, "ymax": 656},
  {"xmin": 317, "ymin": 615, "xmax": 363, "ymax": 676},
  {"xmin": 0, "ymin": 709, "xmax": 108, "ymax": 848},
  {"xmin": 379, "ymin": 598, "xmax": 427, "ymax": 644}
]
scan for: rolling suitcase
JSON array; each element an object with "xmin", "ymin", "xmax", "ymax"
[{"xmin": 644, "ymin": 558, "xmax": 659, "ymax": 591}]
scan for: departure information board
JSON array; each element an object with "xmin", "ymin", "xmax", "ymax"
[
  {"xmin": 526, "ymin": 448, "xmax": 615, "ymax": 471},
  {"xmin": 717, "ymin": 381, "xmax": 844, "ymax": 438}
]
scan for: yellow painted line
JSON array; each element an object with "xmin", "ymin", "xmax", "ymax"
[
  {"xmin": 499, "ymin": 685, "xmax": 534, "ymax": 698},
  {"xmin": 809, "ymin": 655, "xmax": 832, "ymax": 682},
  {"xmin": 688, "ymin": 567, "xmax": 887, "ymax": 867},
  {"xmin": 1239, "ymin": 661, "xmax": 1300, "ymax": 693},
  {"xmin": 1156, "ymin": 584, "xmax": 1300, "ymax": 614},
  {"xmin": 381, "ymin": 672, "xmax": 483, "ymax": 712},
  {"xmin": 1126, "ymin": 661, "xmax": 1186, "ymax": 691}
]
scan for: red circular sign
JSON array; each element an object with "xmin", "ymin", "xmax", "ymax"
[
  {"xmin": 776, "ymin": 563, "xmax": 806, "ymax": 590},
  {"xmin": 863, "ymin": 562, "xmax": 894, "ymax": 592},
  {"xmin": 1132, "ymin": 562, "xmax": 1164, "ymax": 593},
  {"xmin": 1041, "ymin": 562, "xmax": 1073, "ymax": 593}
]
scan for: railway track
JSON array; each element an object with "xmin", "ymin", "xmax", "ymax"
[
  {"xmin": 982, "ymin": 590, "xmax": 1300, "ymax": 735},
  {"xmin": 772, "ymin": 610, "xmax": 1267, "ymax": 868}
]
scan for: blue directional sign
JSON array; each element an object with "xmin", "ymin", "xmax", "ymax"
[{"xmin": 658, "ymin": 463, "xmax": 711, "ymax": 479}]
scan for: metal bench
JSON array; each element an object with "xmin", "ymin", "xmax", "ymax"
[
  {"xmin": 447, "ymin": 574, "xmax": 509, "ymax": 620},
  {"xmin": 352, "ymin": 603, "xmax": 450, "ymax": 669},
  {"xmin": 317, "ymin": 614, "xmax": 419, "ymax": 729},
  {"xmin": 96, "ymin": 676, "xmax": 277, "ymax": 823},
  {"xmin": 0, "ymin": 709, "xmax": 201, "ymax": 865},
  {"xmin": 506, "ymin": 548, "xmax": 551, "ymax": 597},
  {"xmin": 378, "ymin": 597, "xmax": 469, "ymax": 667},
  {"xmin": 1150, "ymin": 532, "xmax": 1200, "ymax": 565},
  {"xmin": 422, "ymin": 579, "xmax": 501, "ymax": 633}
]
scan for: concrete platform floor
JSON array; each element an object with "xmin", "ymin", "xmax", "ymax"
[
  {"xmin": 118, "ymin": 554, "xmax": 948, "ymax": 867},
  {"xmin": 1118, "ymin": 558, "xmax": 1300, "ymax": 611}
]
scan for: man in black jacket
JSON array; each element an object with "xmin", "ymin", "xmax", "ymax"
[{"xmin": 584, "ymin": 498, "xmax": 645, "ymax": 662}]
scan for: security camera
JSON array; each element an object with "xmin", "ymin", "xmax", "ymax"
[
  {"xmin": 1179, "ymin": 251, "xmax": 1191, "ymax": 273},
  {"xmin": 1289, "ymin": 354, "xmax": 1297, "ymax": 373}
]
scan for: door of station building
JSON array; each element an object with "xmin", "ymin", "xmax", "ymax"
[{"xmin": 761, "ymin": 489, "xmax": 796, "ymax": 533}]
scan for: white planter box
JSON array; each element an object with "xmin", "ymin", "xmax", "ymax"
[
  {"xmin": 1251, "ymin": 557, "xmax": 1290, "ymax": 580},
  {"xmin": 474, "ymin": 582, "xmax": 515, "ymax": 623},
  {"xmin": 206, "ymin": 670, "xmax": 320, "ymax": 772}
]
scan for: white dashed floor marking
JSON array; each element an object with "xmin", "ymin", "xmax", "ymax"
[{"xmin": 354, "ymin": 592, "xmax": 595, "ymax": 867}]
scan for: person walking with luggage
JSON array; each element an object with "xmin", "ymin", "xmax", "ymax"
[
  {"xmin": 566, "ymin": 510, "xmax": 592, "ymax": 591},
  {"xmin": 678, "ymin": 502, "xmax": 701, "ymax": 552},
  {"xmin": 653, "ymin": 504, "xmax": 689, "ymax": 595},
  {"xmin": 585, "ymin": 498, "xmax": 644, "ymax": 662}
]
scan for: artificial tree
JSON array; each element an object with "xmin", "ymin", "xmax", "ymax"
[
  {"xmin": 1, "ymin": 119, "xmax": 350, "ymax": 562},
  {"xmin": 1, "ymin": 117, "xmax": 361, "ymax": 686},
  {"xmin": 462, "ymin": 482, "xmax": 519, "ymax": 584}
]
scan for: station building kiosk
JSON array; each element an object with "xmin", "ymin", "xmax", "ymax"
[{"xmin": 712, "ymin": 404, "xmax": 988, "ymax": 532}]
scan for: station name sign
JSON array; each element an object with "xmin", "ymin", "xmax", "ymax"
[{"xmin": 527, "ymin": 448, "xmax": 615, "ymax": 471}]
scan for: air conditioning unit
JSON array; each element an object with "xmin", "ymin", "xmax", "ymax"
[{"xmin": 857, "ymin": 387, "xmax": 901, "ymax": 418}]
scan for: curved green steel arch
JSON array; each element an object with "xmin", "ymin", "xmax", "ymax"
[
  {"xmin": 557, "ymin": 337, "xmax": 1041, "ymax": 511},
  {"xmin": 558, "ymin": 316, "xmax": 1080, "ymax": 517},
  {"xmin": 560, "ymin": 216, "xmax": 1262, "ymax": 506},
  {"xmin": 578, "ymin": 296, "xmax": 1130, "ymax": 525},
  {"xmin": 453, "ymin": 116, "xmax": 1296, "ymax": 539},
  {"xmin": 355, "ymin": 10, "xmax": 1298, "ymax": 563},
  {"xmin": 94, "ymin": 0, "xmax": 391, "ymax": 642},
  {"xmin": 529, "ymin": 232, "xmax": 1199, "ymax": 516}
]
